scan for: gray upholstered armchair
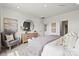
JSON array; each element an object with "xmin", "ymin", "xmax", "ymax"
[{"xmin": 1, "ymin": 31, "xmax": 20, "ymax": 50}]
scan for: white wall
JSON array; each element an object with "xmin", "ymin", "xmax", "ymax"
[
  {"xmin": 0, "ymin": 7, "xmax": 1, "ymax": 32},
  {"xmin": 45, "ymin": 9, "xmax": 79, "ymax": 36},
  {"xmin": 58, "ymin": 9, "xmax": 79, "ymax": 36},
  {"xmin": 0, "ymin": 7, "xmax": 3, "ymax": 32},
  {"xmin": 0, "ymin": 7, "xmax": 44, "ymax": 36},
  {"xmin": 1, "ymin": 6, "xmax": 79, "ymax": 37}
]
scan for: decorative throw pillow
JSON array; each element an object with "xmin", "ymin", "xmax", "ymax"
[
  {"xmin": 56, "ymin": 36, "xmax": 64, "ymax": 45},
  {"xmin": 74, "ymin": 38, "xmax": 79, "ymax": 48},
  {"xmin": 6, "ymin": 34, "xmax": 14, "ymax": 42},
  {"xmin": 63, "ymin": 32, "xmax": 78, "ymax": 48}
]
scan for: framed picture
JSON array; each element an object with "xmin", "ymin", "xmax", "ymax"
[{"xmin": 51, "ymin": 22, "xmax": 56, "ymax": 33}]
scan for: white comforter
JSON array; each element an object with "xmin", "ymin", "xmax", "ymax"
[
  {"xmin": 41, "ymin": 32, "xmax": 79, "ymax": 56},
  {"xmin": 41, "ymin": 40, "xmax": 79, "ymax": 56}
]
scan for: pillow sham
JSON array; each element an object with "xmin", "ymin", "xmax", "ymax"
[
  {"xmin": 63, "ymin": 32, "xmax": 78, "ymax": 48},
  {"xmin": 56, "ymin": 36, "xmax": 64, "ymax": 45},
  {"xmin": 55, "ymin": 32, "xmax": 78, "ymax": 49},
  {"xmin": 75, "ymin": 38, "xmax": 79, "ymax": 48}
]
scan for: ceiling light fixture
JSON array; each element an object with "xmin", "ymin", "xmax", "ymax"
[
  {"xmin": 41, "ymin": 16, "xmax": 45, "ymax": 19},
  {"xmin": 17, "ymin": 6, "xmax": 20, "ymax": 8},
  {"xmin": 43, "ymin": 4, "xmax": 48, "ymax": 7}
]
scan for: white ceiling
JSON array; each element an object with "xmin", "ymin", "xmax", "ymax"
[{"xmin": 1, "ymin": 3, "xmax": 79, "ymax": 18}]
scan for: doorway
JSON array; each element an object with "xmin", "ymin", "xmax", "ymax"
[{"xmin": 60, "ymin": 20, "xmax": 68, "ymax": 36}]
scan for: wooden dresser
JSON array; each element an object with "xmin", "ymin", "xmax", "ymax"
[{"xmin": 21, "ymin": 32, "xmax": 38, "ymax": 43}]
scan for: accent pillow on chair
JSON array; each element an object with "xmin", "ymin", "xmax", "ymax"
[{"xmin": 5, "ymin": 34, "xmax": 14, "ymax": 42}]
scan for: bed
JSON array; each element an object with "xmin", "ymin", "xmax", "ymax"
[
  {"xmin": 6, "ymin": 35, "xmax": 59, "ymax": 56},
  {"xmin": 41, "ymin": 32, "xmax": 79, "ymax": 56},
  {"xmin": 5, "ymin": 32, "xmax": 79, "ymax": 56}
]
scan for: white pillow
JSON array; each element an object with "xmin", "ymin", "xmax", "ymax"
[
  {"xmin": 75, "ymin": 38, "xmax": 79, "ymax": 48},
  {"xmin": 56, "ymin": 36, "xmax": 64, "ymax": 45},
  {"xmin": 6, "ymin": 34, "xmax": 14, "ymax": 42},
  {"xmin": 63, "ymin": 32, "xmax": 78, "ymax": 48}
]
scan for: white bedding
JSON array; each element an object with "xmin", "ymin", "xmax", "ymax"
[
  {"xmin": 6, "ymin": 35, "xmax": 59, "ymax": 56},
  {"xmin": 41, "ymin": 41, "xmax": 77, "ymax": 56},
  {"xmin": 41, "ymin": 32, "xmax": 79, "ymax": 56},
  {"xmin": 4, "ymin": 32, "xmax": 79, "ymax": 56},
  {"xmin": 41, "ymin": 41, "xmax": 65, "ymax": 56},
  {"xmin": 41, "ymin": 40, "xmax": 71, "ymax": 56}
]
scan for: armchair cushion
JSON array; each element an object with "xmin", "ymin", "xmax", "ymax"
[{"xmin": 5, "ymin": 34, "xmax": 14, "ymax": 42}]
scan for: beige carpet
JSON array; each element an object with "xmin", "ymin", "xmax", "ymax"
[{"xmin": 0, "ymin": 43, "xmax": 28, "ymax": 56}]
